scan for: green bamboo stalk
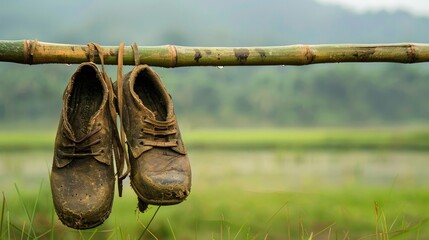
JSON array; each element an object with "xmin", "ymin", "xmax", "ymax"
[{"xmin": 1, "ymin": 40, "xmax": 429, "ymax": 67}]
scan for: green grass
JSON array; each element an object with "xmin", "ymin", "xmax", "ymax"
[
  {"xmin": 184, "ymin": 128, "xmax": 429, "ymax": 150},
  {"xmin": 0, "ymin": 131, "xmax": 55, "ymax": 151},
  {"xmin": 3, "ymin": 127, "xmax": 429, "ymax": 151},
  {"xmin": 2, "ymin": 181, "xmax": 429, "ymax": 239},
  {"xmin": 1, "ymin": 149, "xmax": 429, "ymax": 239}
]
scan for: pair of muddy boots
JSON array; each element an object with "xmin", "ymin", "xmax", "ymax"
[{"xmin": 50, "ymin": 62, "xmax": 191, "ymax": 229}]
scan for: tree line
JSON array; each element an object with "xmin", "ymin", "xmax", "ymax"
[{"xmin": 1, "ymin": 63, "xmax": 429, "ymax": 128}]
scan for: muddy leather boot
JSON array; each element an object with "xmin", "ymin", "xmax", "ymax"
[
  {"xmin": 117, "ymin": 65, "xmax": 191, "ymax": 206},
  {"xmin": 51, "ymin": 63, "xmax": 115, "ymax": 229}
]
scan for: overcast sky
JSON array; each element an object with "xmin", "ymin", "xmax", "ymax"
[{"xmin": 316, "ymin": 0, "xmax": 429, "ymax": 17}]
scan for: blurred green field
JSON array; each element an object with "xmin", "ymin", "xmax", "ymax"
[
  {"xmin": 2, "ymin": 127, "xmax": 429, "ymax": 151},
  {"xmin": 1, "ymin": 129, "xmax": 429, "ymax": 239}
]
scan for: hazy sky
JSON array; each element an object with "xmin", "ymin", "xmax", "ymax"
[{"xmin": 317, "ymin": 0, "xmax": 429, "ymax": 16}]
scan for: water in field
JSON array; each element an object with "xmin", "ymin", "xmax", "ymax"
[
  {"xmin": 190, "ymin": 150, "xmax": 429, "ymax": 191},
  {"xmin": 1, "ymin": 150, "xmax": 428, "ymax": 239},
  {"xmin": 2, "ymin": 149, "xmax": 427, "ymax": 191}
]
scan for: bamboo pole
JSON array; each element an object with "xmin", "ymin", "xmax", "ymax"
[{"xmin": 1, "ymin": 40, "xmax": 429, "ymax": 67}]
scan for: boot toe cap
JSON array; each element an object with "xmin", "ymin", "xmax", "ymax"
[
  {"xmin": 52, "ymin": 182, "xmax": 113, "ymax": 229},
  {"xmin": 51, "ymin": 166, "xmax": 114, "ymax": 229},
  {"xmin": 132, "ymin": 169, "xmax": 191, "ymax": 205}
]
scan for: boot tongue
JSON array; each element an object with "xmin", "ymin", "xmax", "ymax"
[
  {"xmin": 141, "ymin": 93, "xmax": 168, "ymax": 122},
  {"xmin": 75, "ymin": 125, "xmax": 90, "ymax": 140},
  {"xmin": 153, "ymin": 110, "xmax": 166, "ymax": 121},
  {"xmin": 132, "ymin": 67, "xmax": 172, "ymax": 121},
  {"xmin": 66, "ymin": 63, "xmax": 104, "ymax": 139}
]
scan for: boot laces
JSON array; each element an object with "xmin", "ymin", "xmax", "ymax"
[
  {"xmin": 59, "ymin": 128, "xmax": 102, "ymax": 158},
  {"xmin": 139, "ymin": 117, "xmax": 178, "ymax": 147}
]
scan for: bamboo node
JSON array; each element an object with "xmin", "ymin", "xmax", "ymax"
[
  {"xmin": 304, "ymin": 45, "xmax": 315, "ymax": 64},
  {"xmin": 167, "ymin": 45, "xmax": 177, "ymax": 67},
  {"xmin": 24, "ymin": 39, "xmax": 38, "ymax": 65},
  {"xmin": 406, "ymin": 44, "xmax": 418, "ymax": 63}
]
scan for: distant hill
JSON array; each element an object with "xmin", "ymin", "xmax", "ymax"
[{"xmin": 1, "ymin": 0, "xmax": 428, "ymax": 45}]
